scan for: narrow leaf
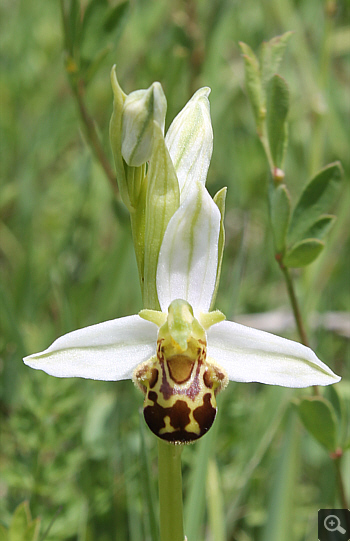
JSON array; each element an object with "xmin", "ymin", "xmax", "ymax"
[
  {"xmin": 239, "ymin": 42, "xmax": 263, "ymax": 129},
  {"xmin": 261, "ymin": 410, "xmax": 300, "ymax": 541},
  {"xmin": 68, "ymin": 0, "xmax": 81, "ymax": 54},
  {"xmin": 283, "ymin": 238, "xmax": 324, "ymax": 267},
  {"xmin": 269, "ymin": 183, "xmax": 291, "ymax": 253},
  {"xmin": 139, "ymin": 412, "xmax": 159, "ymax": 541},
  {"xmin": 185, "ymin": 400, "xmax": 220, "ymax": 540},
  {"xmin": 288, "ymin": 162, "xmax": 342, "ymax": 245},
  {"xmin": 266, "ymin": 75, "xmax": 289, "ymax": 168},
  {"xmin": 103, "ymin": 1, "xmax": 129, "ymax": 34},
  {"xmin": 295, "ymin": 396, "xmax": 338, "ymax": 451},
  {"xmin": 206, "ymin": 459, "xmax": 225, "ymax": 541},
  {"xmin": 83, "ymin": 45, "xmax": 112, "ymax": 84},
  {"xmin": 80, "ymin": 0, "xmax": 111, "ymax": 57},
  {"xmin": 261, "ymin": 32, "xmax": 294, "ymax": 88},
  {"xmin": 81, "ymin": 0, "xmax": 108, "ymax": 41}
]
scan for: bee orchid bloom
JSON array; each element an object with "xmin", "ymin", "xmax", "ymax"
[
  {"xmin": 24, "ymin": 179, "xmax": 340, "ymax": 444},
  {"xmin": 24, "ymin": 84, "xmax": 340, "ymax": 444}
]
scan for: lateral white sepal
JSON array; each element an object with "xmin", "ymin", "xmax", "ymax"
[
  {"xmin": 23, "ymin": 316, "xmax": 157, "ymax": 381},
  {"xmin": 207, "ymin": 320, "xmax": 341, "ymax": 387}
]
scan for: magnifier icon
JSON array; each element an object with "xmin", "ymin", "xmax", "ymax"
[{"xmin": 324, "ymin": 514, "xmax": 346, "ymax": 534}]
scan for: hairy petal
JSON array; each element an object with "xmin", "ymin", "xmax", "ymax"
[
  {"xmin": 207, "ymin": 320, "xmax": 341, "ymax": 387},
  {"xmin": 156, "ymin": 181, "xmax": 220, "ymax": 315},
  {"xmin": 165, "ymin": 87, "xmax": 213, "ymax": 201},
  {"xmin": 23, "ymin": 316, "xmax": 157, "ymax": 381}
]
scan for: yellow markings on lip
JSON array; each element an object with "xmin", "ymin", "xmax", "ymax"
[{"xmin": 134, "ymin": 299, "xmax": 228, "ymax": 444}]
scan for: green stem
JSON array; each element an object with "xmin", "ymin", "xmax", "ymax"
[
  {"xmin": 278, "ymin": 262, "xmax": 309, "ymax": 347},
  {"xmin": 277, "ymin": 260, "xmax": 319, "ymax": 396},
  {"xmin": 334, "ymin": 456, "xmax": 349, "ymax": 511},
  {"xmin": 158, "ymin": 440, "xmax": 185, "ymax": 541},
  {"xmin": 259, "ymin": 129, "xmax": 275, "ymax": 175}
]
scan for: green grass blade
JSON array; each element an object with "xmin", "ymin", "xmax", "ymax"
[{"xmin": 260, "ymin": 408, "xmax": 300, "ymax": 541}]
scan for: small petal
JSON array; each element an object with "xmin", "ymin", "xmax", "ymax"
[
  {"xmin": 156, "ymin": 181, "xmax": 220, "ymax": 315},
  {"xmin": 207, "ymin": 320, "xmax": 341, "ymax": 387},
  {"xmin": 23, "ymin": 316, "xmax": 157, "ymax": 381},
  {"xmin": 165, "ymin": 87, "xmax": 213, "ymax": 201}
]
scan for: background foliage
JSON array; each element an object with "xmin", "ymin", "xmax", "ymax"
[{"xmin": 0, "ymin": 0, "xmax": 349, "ymax": 540}]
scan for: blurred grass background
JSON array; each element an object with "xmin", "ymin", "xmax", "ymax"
[{"xmin": 0, "ymin": 0, "xmax": 349, "ymax": 540}]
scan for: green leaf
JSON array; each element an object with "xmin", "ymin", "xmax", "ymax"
[
  {"xmin": 139, "ymin": 412, "xmax": 159, "ymax": 541},
  {"xmin": 81, "ymin": 0, "xmax": 128, "ymax": 58},
  {"xmin": 269, "ymin": 183, "xmax": 291, "ymax": 253},
  {"xmin": 24, "ymin": 519, "xmax": 40, "ymax": 541},
  {"xmin": 287, "ymin": 162, "xmax": 342, "ymax": 246},
  {"xmin": 185, "ymin": 407, "xmax": 219, "ymax": 540},
  {"xmin": 9, "ymin": 502, "xmax": 31, "ymax": 541},
  {"xmin": 266, "ymin": 75, "xmax": 289, "ymax": 168},
  {"xmin": 239, "ymin": 42, "xmax": 263, "ymax": 130},
  {"xmin": 295, "ymin": 396, "xmax": 338, "ymax": 451},
  {"xmin": 283, "ymin": 238, "xmax": 324, "ymax": 267},
  {"xmin": 261, "ymin": 410, "xmax": 300, "ymax": 541},
  {"xmin": 103, "ymin": 1, "xmax": 129, "ymax": 34},
  {"xmin": 206, "ymin": 460, "xmax": 225, "ymax": 541},
  {"xmin": 81, "ymin": 0, "xmax": 108, "ymax": 43},
  {"xmin": 68, "ymin": 0, "xmax": 81, "ymax": 54},
  {"xmin": 301, "ymin": 214, "xmax": 336, "ymax": 240},
  {"xmin": 0, "ymin": 524, "xmax": 8, "ymax": 541},
  {"xmin": 261, "ymin": 32, "xmax": 294, "ymax": 88},
  {"xmin": 324, "ymin": 385, "xmax": 342, "ymax": 424},
  {"xmin": 211, "ymin": 187, "xmax": 227, "ymax": 309},
  {"xmin": 83, "ymin": 45, "xmax": 112, "ymax": 84}
]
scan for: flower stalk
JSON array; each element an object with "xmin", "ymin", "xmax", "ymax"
[{"xmin": 158, "ymin": 441, "xmax": 185, "ymax": 541}]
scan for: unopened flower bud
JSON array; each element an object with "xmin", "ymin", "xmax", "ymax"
[{"xmin": 121, "ymin": 82, "xmax": 167, "ymax": 166}]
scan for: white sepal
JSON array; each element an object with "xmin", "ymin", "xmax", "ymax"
[
  {"xmin": 165, "ymin": 87, "xmax": 213, "ymax": 201},
  {"xmin": 156, "ymin": 181, "xmax": 220, "ymax": 315},
  {"xmin": 207, "ymin": 320, "xmax": 341, "ymax": 387},
  {"xmin": 23, "ymin": 316, "xmax": 157, "ymax": 381}
]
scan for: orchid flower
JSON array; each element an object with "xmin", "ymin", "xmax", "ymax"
[{"xmin": 24, "ymin": 82, "xmax": 340, "ymax": 445}]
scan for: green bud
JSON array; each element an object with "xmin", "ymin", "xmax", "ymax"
[{"xmin": 121, "ymin": 82, "xmax": 167, "ymax": 167}]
